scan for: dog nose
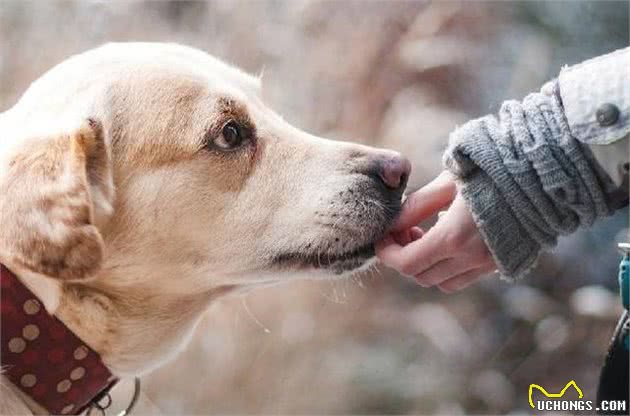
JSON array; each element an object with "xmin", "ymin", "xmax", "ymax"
[{"xmin": 376, "ymin": 154, "xmax": 411, "ymax": 190}]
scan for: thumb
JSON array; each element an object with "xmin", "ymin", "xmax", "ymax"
[{"xmin": 392, "ymin": 171, "xmax": 457, "ymax": 232}]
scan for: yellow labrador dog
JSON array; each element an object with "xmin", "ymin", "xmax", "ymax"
[{"xmin": 0, "ymin": 43, "xmax": 409, "ymax": 414}]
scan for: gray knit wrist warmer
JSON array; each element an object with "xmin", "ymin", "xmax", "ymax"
[{"xmin": 443, "ymin": 82, "xmax": 614, "ymax": 280}]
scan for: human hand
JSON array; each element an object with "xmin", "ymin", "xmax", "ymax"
[{"xmin": 376, "ymin": 171, "xmax": 497, "ymax": 293}]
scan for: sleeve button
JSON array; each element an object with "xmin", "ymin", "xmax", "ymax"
[{"xmin": 596, "ymin": 103, "xmax": 620, "ymax": 126}]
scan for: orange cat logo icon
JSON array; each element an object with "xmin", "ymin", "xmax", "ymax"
[{"xmin": 528, "ymin": 380, "xmax": 584, "ymax": 408}]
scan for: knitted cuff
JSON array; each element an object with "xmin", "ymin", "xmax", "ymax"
[
  {"xmin": 457, "ymin": 169, "xmax": 542, "ymax": 280},
  {"xmin": 443, "ymin": 85, "xmax": 613, "ymax": 280}
]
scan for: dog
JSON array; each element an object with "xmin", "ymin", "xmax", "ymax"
[{"xmin": 0, "ymin": 42, "xmax": 410, "ymax": 414}]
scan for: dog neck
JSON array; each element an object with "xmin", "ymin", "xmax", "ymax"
[
  {"xmin": 1, "ymin": 264, "xmax": 119, "ymax": 415},
  {"xmin": 3, "ymin": 258, "xmax": 238, "ymax": 378}
]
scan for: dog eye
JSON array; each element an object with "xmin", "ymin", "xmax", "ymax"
[{"xmin": 212, "ymin": 121, "xmax": 246, "ymax": 151}]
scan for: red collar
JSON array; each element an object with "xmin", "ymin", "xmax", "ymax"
[{"xmin": 1, "ymin": 264, "xmax": 118, "ymax": 415}]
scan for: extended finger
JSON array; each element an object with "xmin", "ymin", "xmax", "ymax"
[
  {"xmin": 437, "ymin": 265, "xmax": 496, "ymax": 293},
  {"xmin": 414, "ymin": 258, "xmax": 466, "ymax": 287},
  {"xmin": 376, "ymin": 226, "xmax": 450, "ymax": 277},
  {"xmin": 392, "ymin": 171, "xmax": 457, "ymax": 232}
]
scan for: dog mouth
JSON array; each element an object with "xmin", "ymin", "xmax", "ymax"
[
  {"xmin": 269, "ymin": 179, "xmax": 404, "ymax": 275},
  {"xmin": 271, "ymin": 243, "xmax": 376, "ymax": 274}
]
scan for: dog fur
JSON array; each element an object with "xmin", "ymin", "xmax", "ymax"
[{"xmin": 0, "ymin": 43, "xmax": 408, "ymax": 414}]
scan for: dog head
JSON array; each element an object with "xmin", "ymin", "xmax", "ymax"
[
  {"xmin": 0, "ymin": 42, "xmax": 409, "ymax": 291},
  {"xmin": 0, "ymin": 42, "xmax": 412, "ymax": 375}
]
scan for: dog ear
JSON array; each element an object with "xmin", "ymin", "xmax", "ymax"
[{"xmin": 0, "ymin": 118, "xmax": 114, "ymax": 280}]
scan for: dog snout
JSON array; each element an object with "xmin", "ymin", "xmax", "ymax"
[{"xmin": 373, "ymin": 153, "xmax": 411, "ymax": 191}]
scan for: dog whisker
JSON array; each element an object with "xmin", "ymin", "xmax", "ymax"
[{"xmin": 241, "ymin": 297, "xmax": 271, "ymax": 334}]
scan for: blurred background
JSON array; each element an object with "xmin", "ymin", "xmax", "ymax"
[{"xmin": 1, "ymin": 1, "xmax": 628, "ymax": 414}]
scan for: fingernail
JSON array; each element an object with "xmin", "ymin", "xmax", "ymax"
[{"xmin": 415, "ymin": 279, "xmax": 429, "ymax": 287}]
